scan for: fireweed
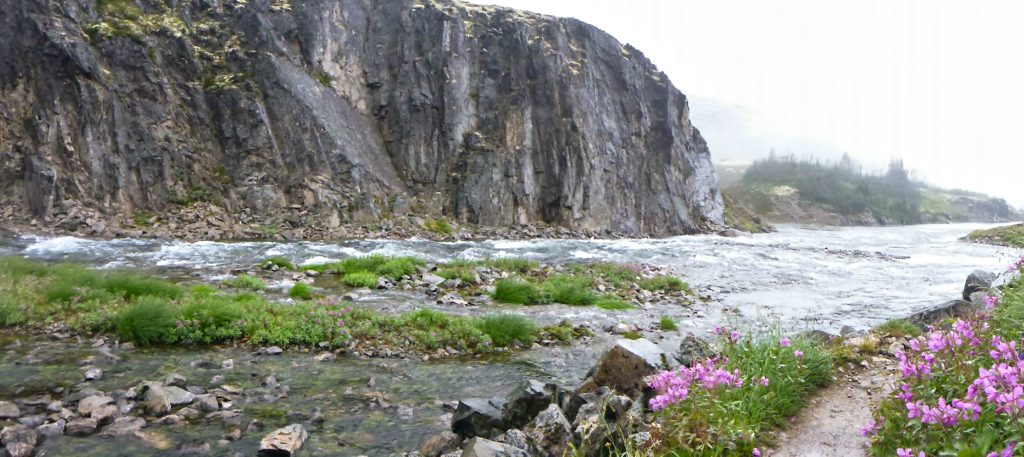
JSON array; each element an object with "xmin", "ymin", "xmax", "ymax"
[
  {"xmin": 867, "ymin": 255, "xmax": 1024, "ymax": 456},
  {"xmin": 648, "ymin": 326, "xmax": 832, "ymax": 455}
]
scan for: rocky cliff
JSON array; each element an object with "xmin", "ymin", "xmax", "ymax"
[{"xmin": 0, "ymin": 0, "xmax": 724, "ymax": 237}]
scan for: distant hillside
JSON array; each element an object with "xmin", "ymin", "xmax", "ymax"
[{"xmin": 724, "ymin": 155, "xmax": 1021, "ymax": 226}]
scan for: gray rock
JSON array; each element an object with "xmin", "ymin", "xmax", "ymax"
[
  {"xmin": 1, "ymin": 424, "xmax": 37, "ymax": 449},
  {"xmin": 65, "ymin": 418, "xmax": 99, "ymax": 436},
  {"xmin": 964, "ymin": 270, "xmax": 995, "ymax": 300},
  {"xmin": 495, "ymin": 429, "xmax": 530, "ymax": 451},
  {"xmin": 194, "ymin": 394, "xmax": 220, "ymax": 412},
  {"xmin": 77, "ymin": 395, "xmax": 114, "ymax": 416},
  {"xmin": 970, "ymin": 291, "xmax": 992, "ymax": 307},
  {"xmin": 580, "ymin": 339, "xmax": 669, "ymax": 397},
  {"xmin": 0, "ymin": 401, "xmax": 21, "ymax": 419},
  {"xmin": 143, "ymin": 384, "xmax": 195, "ymax": 416},
  {"xmin": 83, "ymin": 367, "xmax": 103, "ymax": 381},
  {"xmin": 90, "ymin": 404, "xmax": 120, "ymax": 425},
  {"xmin": 674, "ymin": 334, "xmax": 714, "ymax": 367},
  {"xmin": 419, "ymin": 431, "xmax": 463, "ymax": 457},
  {"xmin": 16, "ymin": 414, "xmax": 45, "ymax": 428},
  {"xmin": 261, "ymin": 347, "xmax": 284, "ymax": 356},
  {"xmin": 100, "ymin": 416, "xmax": 146, "ymax": 437},
  {"xmin": 523, "ymin": 404, "xmax": 572, "ymax": 457},
  {"xmin": 5, "ymin": 442, "xmax": 34, "ymax": 457},
  {"xmin": 452, "ymin": 398, "xmax": 506, "ymax": 439},
  {"xmin": 501, "ymin": 380, "xmax": 553, "ymax": 429},
  {"xmin": 165, "ymin": 373, "xmax": 188, "ymax": 388},
  {"xmin": 906, "ymin": 300, "xmax": 977, "ymax": 325},
  {"xmin": 178, "ymin": 442, "xmax": 211, "ymax": 455},
  {"xmin": 422, "ymin": 274, "xmax": 447, "ymax": 286},
  {"xmin": 35, "ymin": 419, "xmax": 66, "ymax": 440},
  {"xmin": 222, "ymin": 359, "xmax": 235, "ymax": 370},
  {"xmin": 461, "ymin": 437, "xmax": 529, "ymax": 457},
  {"xmin": 257, "ymin": 424, "xmax": 307, "ymax": 457}
]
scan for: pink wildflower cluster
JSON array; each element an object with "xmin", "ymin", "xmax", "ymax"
[
  {"xmin": 1008, "ymin": 256, "xmax": 1024, "ymax": 273},
  {"xmin": 712, "ymin": 325, "xmax": 742, "ymax": 344},
  {"xmin": 648, "ymin": 358, "xmax": 745, "ymax": 411},
  {"xmin": 897, "ymin": 449, "xmax": 925, "ymax": 457}
]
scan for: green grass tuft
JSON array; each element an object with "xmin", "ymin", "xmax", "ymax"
[
  {"xmin": 660, "ymin": 315, "xmax": 678, "ymax": 331},
  {"xmin": 288, "ymin": 282, "xmax": 315, "ymax": 300},
  {"xmin": 475, "ymin": 314, "xmax": 538, "ymax": 346},
  {"xmin": 594, "ymin": 297, "xmax": 635, "ymax": 310},
  {"xmin": 263, "ymin": 256, "xmax": 295, "ymax": 270},
  {"xmin": 102, "ymin": 274, "xmax": 183, "ymax": 300},
  {"xmin": 493, "ymin": 279, "xmax": 545, "ymax": 305},
  {"xmin": 875, "ymin": 319, "xmax": 922, "ymax": 338},
  {"xmin": 638, "ymin": 276, "xmax": 690, "ymax": 292},
  {"xmin": 541, "ymin": 274, "xmax": 597, "ymax": 306},
  {"xmin": 342, "ymin": 272, "xmax": 378, "ymax": 288},
  {"xmin": 423, "ymin": 219, "xmax": 454, "ymax": 235},
  {"xmin": 222, "ymin": 274, "xmax": 265, "ymax": 291},
  {"xmin": 116, "ymin": 296, "xmax": 179, "ymax": 345},
  {"xmin": 485, "ymin": 258, "xmax": 539, "ymax": 274}
]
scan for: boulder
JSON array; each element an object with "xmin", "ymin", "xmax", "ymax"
[
  {"xmin": 461, "ymin": 437, "xmax": 530, "ymax": 457},
  {"xmin": 422, "ymin": 273, "xmax": 447, "ymax": 286},
  {"xmin": 581, "ymin": 339, "xmax": 669, "ymax": 397},
  {"xmin": 674, "ymin": 334, "xmax": 714, "ymax": 367},
  {"xmin": 100, "ymin": 416, "xmax": 146, "ymax": 437},
  {"xmin": 419, "ymin": 431, "xmax": 463, "ymax": 457},
  {"xmin": 523, "ymin": 404, "xmax": 572, "ymax": 457},
  {"xmin": 143, "ymin": 384, "xmax": 196, "ymax": 416},
  {"xmin": 165, "ymin": 373, "xmax": 188, "ymax": 388},
  {"xmin": 194, "ymin": 394, "xmax": 220, "ymax": 412},
  {"xmin": 964, "ymin": 270, "xmax": 995, "ymax": 300},
  {"xmin": 0, "ymin": 401, "xmax": 20, "ymax": 419},
  {"xmin": 1, "ymin": 425, "xmax": 37, "ymax": 449},
  {"xmin": 452, "ymin": 398, "xmax": 506, "ymax": 438},
  {"xmin": 65, "ymin": 418, "xmax": 99, "ymax": 436},
  {"xmin": 501, "ymin": 380, "xmax": 553, "ymax": 428},
  {"xmin": 77, "ymin": 395, "xmax": 114, "ymax": 416},
  {"xmin": 906, "ymin": 300, "xmax": 976, "ymax": 325},
  {"xmin": 495, "ymin": 429, "xmax": 530, "ymax": 451},
  {"xmin": 35, "ymin": 420, "xmax": 66, "ymax": 440},
  {"xmin": 257, "ymin": 424, "xmax": 307, "ymax": 457},
  {"xmin": 5, "ymin": 442, "xmax": 35, "ymax": 457}
]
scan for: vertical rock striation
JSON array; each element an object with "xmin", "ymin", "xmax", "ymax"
[{"xmin": 0, "ymin": 0, "xmax": 723, "ymax": 236}]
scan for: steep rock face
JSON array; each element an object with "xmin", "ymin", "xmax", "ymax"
[{"xmin": 0, "ymin": 0, "xmax": 724, "ymax": 236}]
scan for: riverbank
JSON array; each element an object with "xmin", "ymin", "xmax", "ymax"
[{"xmin": 964, "ymin": 223, "xmax": 1024, "ymax": 248}]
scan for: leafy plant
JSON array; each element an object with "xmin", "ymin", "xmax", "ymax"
[
  {"xmin": 541, "ymin": 274, "xmax": 597, "ymax": 306},
  {"xmin": 594, "ymin": 297, "xmax": 634, "ymax": 310},
  {"xmin": 263, "ymin": 256, "xmax": 295, "ymax": 270},
  {"xmin": 660, "ymin": 315, "xmax": 678, "ymax": 331},
  {"xmin": 875, "ymin": 319, "xmax": 922, "ymax": 338},
  {"xmin": 223, "ymin": 274, "xmax": 265, "ymax": 291},
  {"xmin": 342, "ymin": 272, "xmax": 378, "ymax": 288},
  {"xmin": 638, "ymin": 276, "xmax": 689, "ymax": 292},
  {"xmin": 423, "ymin": 219, "xmax": 454, "ymax": 235},
  {"xmin": 288, "ymin": 282, "xmax": 315, "ymax": 300}
]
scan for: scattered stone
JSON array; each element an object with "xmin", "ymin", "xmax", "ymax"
[
  {"xmin": 194, "ymin": 394, "xmax": 219, "ymax": 412},
  {"xmin": 65, "ymin": 418, "xmax": 99, "ymax": 436},
  {"xmin": 178, "ymin": 442, "xmax": 212, "ymax": 455},
  {"xmin": 452, "ymin": 398, "xmax": 506, "ymax": 438},
  {"xmin": 495, "ymin": 429, "xmax": 530, "ymax": 451},
  {"xmin": 523, "ymin": 404, "xmax": 572, "ymax": 457},
  {"xmin": 177, "ymin": 407, "xmax": 201, "ymax": 419},
  {"xmin": 257, "ymin": 424, "xmax": 307, "ymax": 457},
  {"xmin": 36, "ymin": 419, "xmax": 66, "ymax": 439},
  {"xmin": 83, "ymin": 367, "xmax": 103, "ymax": 381},
  {"xmin": 77, "ymin": 395, "xmax": 114, "ymax": 416},
  {"xmin": 165, "ymin": 373, "xmax": 188, "ymax": 387},
  {"xmin": 422, "ymin": 273, "xmax": 446, "ymax": 286},
  {"xmin": 144, "ymin": 384, "xmax": 195, "ymax": 416},
  {"xmin": 5, "ymin": 442, "xmax": 34, "ymax": 457},
  {"xmin": 261, "ymin": 347, "xmax": 284, "ymax": 356},
  {"xmin": 0, "ymin": 401, "xmax": 21, "ymax": 419},
  {"xmin": 313, "ymin": 352, "xmax": 336, "ymax": 362},
  {"xmin": 964, "ymin": 270, "xmax": 995, "ymax": 300},
  {"xmin": 501, "ymin": 380, "xmax": 567, "ymax": 429},
  {"xmin": 674, "ymin": 334, "xmax": 713, "ymax": 367},
  {"xmin": 461, "ymin": 437, "xmax": 529, "ymax": 457},
  {"xmin": 100, "ymin": 416, "xmax": 146, "ymax": 437},
  {"xmin": 90, "ymin": 404, "xmax": 120, "ymax": 424},
  {"xmin": 224, "ymin": 427, "xmax": 243, "ymax": 441},
  {"xmin": 419, "ymin": 431, "xmax": 463, "ymax": 457}
]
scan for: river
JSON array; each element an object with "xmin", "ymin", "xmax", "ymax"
[{"xmin": 0, "ymin": 223, "xmax": 1017, "ymax": 455}]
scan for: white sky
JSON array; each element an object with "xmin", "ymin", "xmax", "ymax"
[{"xmin": 479, "ymin": 0, "xmax": 1024, "ymax": 206}]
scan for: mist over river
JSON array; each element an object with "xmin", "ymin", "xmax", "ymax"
[{"xmin": 0, "ymin": 223, "xmax": 1017, "ymax": 455}]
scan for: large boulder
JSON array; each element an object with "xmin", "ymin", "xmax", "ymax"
[
  {"xmin": 570, "ymin": 389, "xmax": 637, "ymax": 457},
  {"xmin": 964, "ymin": 270, "xmax": 995, "ymax": 300},
  {"xmin": 257, "ymin": 424, "xmax": 307, "ymax": 457},
  {"xmin": 452, "ymin": 398, "xmax": 506, "ymax": 439},
  {"xmin": 674, "ymin": 334, "xmax": 714, "ymax": 367},
  {"xmin": 461, "ymin": 437, "xmax": 530, "ymax": 457},
  {"xmin": 578, "ymin": 339, "xmax": 670, "ymax": 397},
  {"xmin": 501, "ymin": 380, "xmax": 582, "ymax": 429},
  {"xmin": 906, "ymin": 300, "xmax": 976, "ymax": 326},
  {"xmin": 143, "ymin": 384, "xmax": 195, "ymax": 416},
  {"xmin": 523, "ymin": 405, "xmax": 572, "ymax": 457}
]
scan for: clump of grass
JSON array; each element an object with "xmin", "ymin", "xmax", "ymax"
[
  {"xmin": 638, "ymin": 276, "xmax": 689, "ymax": 292},
  {"xmin": 541, "ymin": 274, "xmax": 597, "ymax": 306},
  {"xmin": 437, "ymin": 267, "xmax": 477, "ymax": 283},
  {"xmin": 307, "ymin": 255, "xmax": 425, "ymax": 280},
  {"xmin": 660, "ymin": 315, "xmax": 678, "ymax": 331},
  {"xmin": 288, "ymin": 282, "xmax": 314, "ymax": 300},
  {"xmin": 342, "ymin": 272, "xmax": 378, "ymax": 288},
  {"xmin": 179, "ymin": 296, "xmax": 244, "ymax": 343},
  {"xmin": 594, "ymin": 297, "xmax": 635, "ymax": 310},
  {"xmin": 423, "ymin": 218, "xmax": 455, "ymax": 235},
  {"xmin": 263, "ymin": 256, "xmax": 295, "ymax": 270},
  {"xmin": 493, "ymin": 279, "xmax": 546, "ymax": 305},
  {"xmin": 475, "ymin": 314, "xmax": 538, "ymax": 346},
  {"xmin": 116, "ymin": 296, "xmax": 179, "ymax": 345},
  {"xmin": 485, "ymin": 258, "xmax": 539, "ymax": 274},
  {"xmin": 102, "ymin": 274, "xmax": 183, "ymax": 300},
  {"xmin": 875, "ymin": 319, "xmax": 922, "ymax": 338},
  {"xmin": 622, "ymin": 330, "xmax": 643, "ymax": 340},
  {"xmin": 376, "ymin": 257, "xmax": 423, "ymax": 280},
  {"xmin": 223, "ymin": 274, "xmax": 265, "ymax": 291}
]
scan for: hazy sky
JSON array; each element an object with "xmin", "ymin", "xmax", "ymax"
[{"xmin": 481, "ymin": 0, "xmax": 1024, "ymax": 206}]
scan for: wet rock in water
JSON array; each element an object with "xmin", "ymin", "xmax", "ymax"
[
  {"xmin": 178, "ymin": 441, "xmax": 211, "ymax": 455},
  {"xmin": 313, "ymin": 352, "xmax": 336, "ymax": 362},
  {"xmin": 97, "ymin": 415, "xmax": 145, "ymax": 437},
  {"xmin": 578, "ymin": 339, "xmax": 669, "ymax": 397},
  {"xmin": 452, "ymin": 398, "xmax": 506, "ymax": 438},
  {"xmin": 194, "ymin": 394, "xmax": 220, "ymax": 412},
  {"xmin": 419, "ymin": 431, "xmax": 463, "ymax": 457},
  {"xmin": 260, "ymin": 347, "xmax": 284, "ymax": 356},
  {"xmin": 0, "ymin": 401, "xmax": 21, "ymax": 419},
  {"xmin": 257, "ymin": 424, "xmax": 307, "ymax": 457},
  {"xmin": 90, "ymin": 404, "xmax": 120, "ymax": 425},
  {"xmin": 906, "ymin": 300, "xmax": 976, "ymax": 325},
  {"xmin": 65, "ymin": 418, "xmax": 99, "ymax": 436},
  {"xmin": 77, "ymin": 395, "xmax": 114, "ymax": 416},
  {"xmin": 964, "ymin": 270, "xmax": 995, "ymax": 300},
  {"xmin": 177, "ymin": 407, "xmax": 201, "ymax": 419},
  {"xmin": 674, "ymin": 334, "xmax": 714, "ymax": 367},
  {"xmin": 461, "ymin": 437, "xmax": 529, "ymax": 457},
  {"xmin": 222, "ymin": 359, "xmax": 235, "ymax": 370},
  {"xmin": 36, "ymin": 419, "xmax": 66, "ymax": 440},
  {"xmin": 165, "ymin": 373, "xmax": 188, "ymax": 388},
  {"xmin": 83, "ymin": 367, "xmax": 103, "ymax": 381},
  {"xmin": 397, "ymin": 405, "xmax": 415, "ymax": 421},
  {"xmin": 1, "ymin": 425, "xmax": 38, "ymax": 454},
  {"xmin": 422, "ymin": 273, "xmax": 446, "ymax": 286},
  {"xmin": 501, "ymin": 380, "xmax": 553, "ymax": 429},
  {"xmin": 523, "ymin": 404, "xmax": 572, "ymax": 457},
  {"xmin": 5, "ymin": 442, "xmax": 35, "ymax": 457},
  {"xmin": 143, "ymin": 384, "xmax": 196, "ymax": 416}
]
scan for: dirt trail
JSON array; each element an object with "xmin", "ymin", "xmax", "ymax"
[{"xmin": 771, "ymin": 357, "xmax": 896, "ymax": 457}]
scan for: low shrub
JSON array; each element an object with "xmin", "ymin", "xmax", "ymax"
[
  {"xmin": 178, "ymin": 296, "xmax": 244, "ymax": 343},
  {"xmin": 437, "ymin": 267, "xmax": 477, "ymax": 283},
  {"xmin": 475, "ymin": 314, "xmax": 537, "ymax": 346},
  {"xmin": 342, "ymin": 272, "xmax": 378, "ymax": 288},
  {"xmin": 485, "ymin": 258, "xmax": 539, "ymax": 274},
  {"xmin": 223, "ymin": 274, "xmax": 265, "ymax": 291},
  {"xmin": 494, "ymin": 279, "xmax": 545, "ymax": 305},
  {"xmin": 102, "ymin": 274, "xmax": 183, "ymax": 300},
  {"xmin": 423, "ymin": 219, "xmax": 454, "ymax": 235}
]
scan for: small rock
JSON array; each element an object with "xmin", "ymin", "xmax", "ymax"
[
  {"xmin": 165, "ymin": 373, "xmax": 188, "ymax": 388},
  {"xmin": 83, "ymin": 367, "xmax": 103, "ymax": 381},
  {"xmin": 65, "ymin": 418, "xmax": 99, "ymax": 436},
  {"xmin": 261, "ymin": 347, "xmax": 284, "ymax": 356},
  {"xmin": 100, "ymin": 416, "xmax": 146, "ymax": 437},
  {"xmin": 0, "ymin": 401, "xmax": 21, "ymax": 419},
  {"xmin": 77, "ymin": 395, "xmax": 114, "ymax": 416},
  {"xmin": 178, "ymin": 442, "xmax": 211, "ymax": 455},
  {"xmin": 523, "ymin": 404, "xmax": 572, "ymax": 457},
  {"xmin": 194, "ymin": 394, "xmax": 219, "ymax": 412},
  {"xmin": 313, "ymin": 352, "xmax": 336, "ymax": 362},
  {"xmin": 222, "ymin": 359, "xmax": 235, "ymax": 370},
  {"xmin": 461, "ymin": 437, "xmax": 529, "ymax": 457},
  {"xmin": 36, "ymin": 419, "xmax": 67, "ymax": 439},
  {"xmin": 419, "ymin": 431, "xmax": 462, "ymax": 457},
  {"xmin": 257, "ymin": 424, "xmax": 307, "ymax": 457}
]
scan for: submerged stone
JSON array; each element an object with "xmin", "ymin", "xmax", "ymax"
[{"xmin": 257, "ymin": 424, "xmax": 307, "ymax": 457}]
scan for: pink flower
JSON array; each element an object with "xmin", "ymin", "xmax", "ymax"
[
  {"xmin": 753, "ymin": 449, "xmax": 761, "ymax": 457},
  {"xmin": 793, "ymin": 350, "xmax": 804, "ymax": 358},
  {"xmin": 779, "ymin": 337, "xmax": 792, "ymax": 347},
  {"xmin": 759, "ymin": 376, "xmax": 770, "ymax": 386},
  {"xmin": 985, "ymin": 295, "xmax": 1000, "ymax": 310}
]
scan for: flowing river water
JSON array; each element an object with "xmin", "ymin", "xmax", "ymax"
[{"xmin": 0, "ymin": 223, "xmax": 1018, "ymax": 456}]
